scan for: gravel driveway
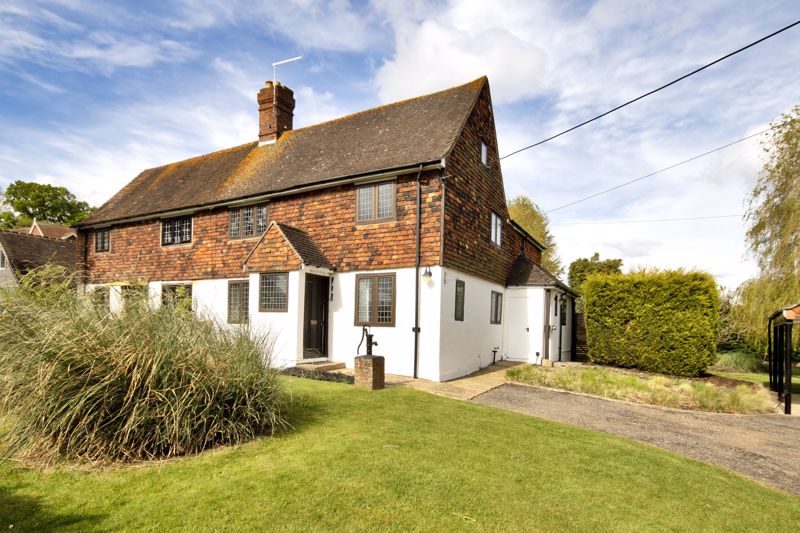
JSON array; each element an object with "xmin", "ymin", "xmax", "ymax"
[{"xmin": 473, "ymin": 383, "xmax": 800, "ymax": 495}]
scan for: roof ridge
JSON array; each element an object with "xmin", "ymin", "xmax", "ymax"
[{"xmin": 289, "ymin": 76, "xmax": 488, "ymax": 134}]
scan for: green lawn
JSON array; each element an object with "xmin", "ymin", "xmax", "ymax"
[
  {"xmin": 2, "ymin": 377, "xmax": 799, "ymax": 532},
  {"xmin": 711, "ymin": 370, "xmax": 800, "ymax": 395}
]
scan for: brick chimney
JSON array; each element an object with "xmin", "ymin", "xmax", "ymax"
[{"xmin": 258, "ymin": 81, "xmax": 295, "ymax": 144}]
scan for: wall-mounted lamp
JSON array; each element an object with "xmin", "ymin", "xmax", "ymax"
[{"xmin": 422, "ymin": 266, "xmax": 432, "ymax": 279}]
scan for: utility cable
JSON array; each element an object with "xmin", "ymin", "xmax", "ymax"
[
  {"xmin": 545, "ymin": 128, "xmax": 769, "ymax": 213},
  {"xmin": 550, "ymin": 214, "xmax": 743, "ymax": 226},
  {"xmin": 499, "ymin": 18, "xmax": 800, "ymax": 161}
]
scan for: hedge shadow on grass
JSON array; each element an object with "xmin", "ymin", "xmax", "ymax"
[{"xmin": 0, "ymin": 481, "xmax": 106, "ymax": 532}]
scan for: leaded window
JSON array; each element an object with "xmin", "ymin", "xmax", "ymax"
[
  {"xmin": 162, "ymin": 284, "xmax": 193, "ymax": 312},
  {"xmin": 162, "ymin": 216, "xmax": 192, "ymax": 246},
  {"xmin": 95, "ymin": 229, "xmax": 110, "ymax": 252},
  {"xmin": 228, "ymin": 280, "xmax": 249, "ymax": 324},
  {"xmin": 259, "ymin": 272, "xmax": 288, "ymax": 312},
  {"xmin": 356, "ymin": 181, "xmax": 395, "ymax": 223},
  {"xmin": 355, "ymin": 273, "xmax": 395, "ymax": 327},
  {"xmin": 229, "ymin": 204, "xmax": 268, "ymax": 239}
]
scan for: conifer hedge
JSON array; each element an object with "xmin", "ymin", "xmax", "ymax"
[{"xmin": 584, "ymin": 270, "xmax": 719, "ymax": 376}]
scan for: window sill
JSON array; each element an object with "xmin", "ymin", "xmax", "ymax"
[
  {"xmin": 355, "ymin": 219, "xmax": 397, "ymax": 227},
  {"xmin": 160, "ymin": 243, "xmax": 193, "ymax": 249}
]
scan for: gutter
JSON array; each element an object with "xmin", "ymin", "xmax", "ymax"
[{"xmin": 76, "ymin": 160, "xmax": 444, "ymax": 230}]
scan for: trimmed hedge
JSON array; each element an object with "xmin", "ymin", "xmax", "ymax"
[{"xmin": 584, "ymin": 270, "xmax": 719, "ymax": 377}]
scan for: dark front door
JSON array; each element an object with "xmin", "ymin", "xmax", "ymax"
[{"xmin": 303, "ymin": 274, "xmax": 329, "ymax": 359}]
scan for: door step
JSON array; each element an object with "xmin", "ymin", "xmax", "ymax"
[{"xmin": 297, "ymin": 361, "xmax": 346, "ymax": 372}]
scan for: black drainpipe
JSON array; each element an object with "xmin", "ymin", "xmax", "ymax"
[{"xmin": 413, "ymin": 164, "xmax": 423, "ymax": 379}]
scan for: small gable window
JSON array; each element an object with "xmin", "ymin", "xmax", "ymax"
[
  {"xmin": 490, "ymin": 291, "xmax": 503, "ymax": 324},
  {"xmin": 356, "ymin": 181, "xmax": 395, "ymax": 223},
  {"xmin": 162, "ymin": 216, "xmax": 192, "ymax": 246},
  {"xmin": 228, "ymin": 280, "xmax": 249, "ymax": 324},
  {"xmin": 454, "ymin": 279, "xmax": 465, "ymax": 321},
  {"xmin": 259, "ymin": 272, "xmax": 289, "ymax": 312},
  {"xmin": 481, "ymin": 141, "xmax": 488, "ymax": 166},
  {"xmin": 490, "ymin": 212, "xmax": 502, "ymax": 247},
  {"xmin": 230, "ymin": 204, "xmax": 268, "ymax": 239},
  {"xmin": 355, "ymin": 273, "xmax": 395, "ymax": 327},
  {"xmin": 95, "ymin": 229, "xmax": 110, "ymax": 253}
]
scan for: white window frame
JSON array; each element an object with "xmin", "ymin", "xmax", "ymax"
[
  {"xmin": 481, "ymin": 141, "xmax": 488, "ymax": 166},
  {"xmin": 490, "ymin": 212, "xmax": 502, "ymax": 247}
]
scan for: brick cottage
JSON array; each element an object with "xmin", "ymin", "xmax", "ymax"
[{"xmin": 75, "ymin": 76, "xmax": 575, "ymax": 381}]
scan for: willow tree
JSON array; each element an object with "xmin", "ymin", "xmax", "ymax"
[
  {"xmin": 736, "ymin": 104, "xmax": 800, "ymax": 353},
  {"xmin": 507, "ymin": 195, "xmax": 563, "ymax": 276},
  {"xmin": 746, "ymin": 104, "xmax": 800, "ymax": 283}
]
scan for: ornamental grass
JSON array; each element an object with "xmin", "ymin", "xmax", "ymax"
[{"xmin": 0, "ymin": 266, "xmax": 286, "ymax": 465}]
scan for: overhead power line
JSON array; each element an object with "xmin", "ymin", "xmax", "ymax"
[
  {"xmin": 545, "ymin": 128, "xmax": 770, "ymax": 213},
  {"xmin": 498, "ymin": 18, "xmax": 800, "ymax": 161},
  {"xmin": 550, "ymin": 214, "xmax": 743, "ymax": 226}
]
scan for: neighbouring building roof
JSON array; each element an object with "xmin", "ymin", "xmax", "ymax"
[
  {"xmin": 80, "ymin": 77, "xmax": 488, "ymax": 227},
  {"xmin": 507, "ymin": 255, "xmax": 575, "ymax": 294},
  {"xmin": 275, "ymin": 223, "xmax": 334, "ymax": 270},
  {"xmin": 33, "ymin": 221, "xmax": 77, "ymax": 240},
  {"xmin": 0, "ymin": 231, "xmax": 76, "ymax": 277}
]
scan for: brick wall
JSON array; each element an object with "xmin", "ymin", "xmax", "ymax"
[
  {"xmin": 442, "ymin": 81, "xmax": 541, "ymax": 286},
  {"xmin": 79, "ymin": 171, "xmax": 442, "ymax": 283}
]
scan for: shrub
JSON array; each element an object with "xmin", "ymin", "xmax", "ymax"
[
  {"xmin": 0, "ymin": 267, "xmax": 286, "ymax": 464},
  {"xmin": 714, "ymin": 350, "xmax": 766, "ymax": 373},
  {"xmin": 584, "ymin": 269, "xmax": 719, "ymax": 377}
]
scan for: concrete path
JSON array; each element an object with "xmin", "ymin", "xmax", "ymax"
[
  {"xmin": 474, "ymin": 383, "xmax": 800, "ymax": 495},
  {"xmin": 392, "ymin": 361, "xmax": 522, "ymax": 400},
  {"xmin": 333, "ymin": 360, "xmax": 521, "ymax": 400}
]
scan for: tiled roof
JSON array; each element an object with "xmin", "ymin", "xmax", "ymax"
[
  {"xmin": 275, "ymin": 223, "xmax": 333, "ymax": 270},
  {"xmin": 507, "ymin": 255, "xmax": 574, "ymax": 294},
  {"xmin": 0, "ymin": 231, "xmax": 76, "ymax": 276},
  {"xmin": 34, "ymin": 222, "xmax": 77, "ymax": 239},
  {"xmin": 80, "ymin": 77, "xmax": 487, "ymax": 226}
]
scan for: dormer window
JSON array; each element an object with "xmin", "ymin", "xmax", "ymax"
[
  {"xmin": 490, "ymin": 212, "xmax": 502, "ymax": 246},
  {"xmin": 481, "ymin": 141, "xmax": 488, "ymax": 166}
]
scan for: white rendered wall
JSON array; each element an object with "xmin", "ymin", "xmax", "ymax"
[
  {"xmin": 438, "ymin": 268, "xmax": 505, "ymax": 381},
  {"xmin": 504, "ymin": 287, "xmax": 546, "ymax": 364},
  {"xmin": 329, "ymin": 267, "xmax": 442, "ymax": 381},
  {"xmin": 248, "ymin": 270, "xmax": 304, "ymax": 368}
]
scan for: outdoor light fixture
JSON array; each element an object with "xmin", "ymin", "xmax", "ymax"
[{"xmin": 422, "ymin": 266, "xmax": 432, "ymax": 279}]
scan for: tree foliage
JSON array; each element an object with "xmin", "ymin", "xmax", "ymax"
[
  {"xmin": 568, "ymin": 252, "xmax": 623, "ymax": 297},
  {"xmin": 0, "ymin": 180, "xmax": 94, "ymax": 229},
  {"xmin": 729, "ymin": 104, "xmax": 800, "ymax": 355},
  {"xmin": 507, "ymin": 195, "xmax": 563, "ymax": 276}
]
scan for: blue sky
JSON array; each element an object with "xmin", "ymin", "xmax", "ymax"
[{"xmin": 1, "ymin": 0, "xmax": 799, "ymax": 288}]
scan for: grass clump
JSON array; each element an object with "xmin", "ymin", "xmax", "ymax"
[
  {"xmin": 507, "ymin": 364, "xmax": 775, "ymax": 413},
  {"xmin": 713, "ymin": 350, "xmax": 766, "ymax": 373},
  {"xmin": 0, "ymin": 266, "xmax": 286, "ymax": 464}
]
